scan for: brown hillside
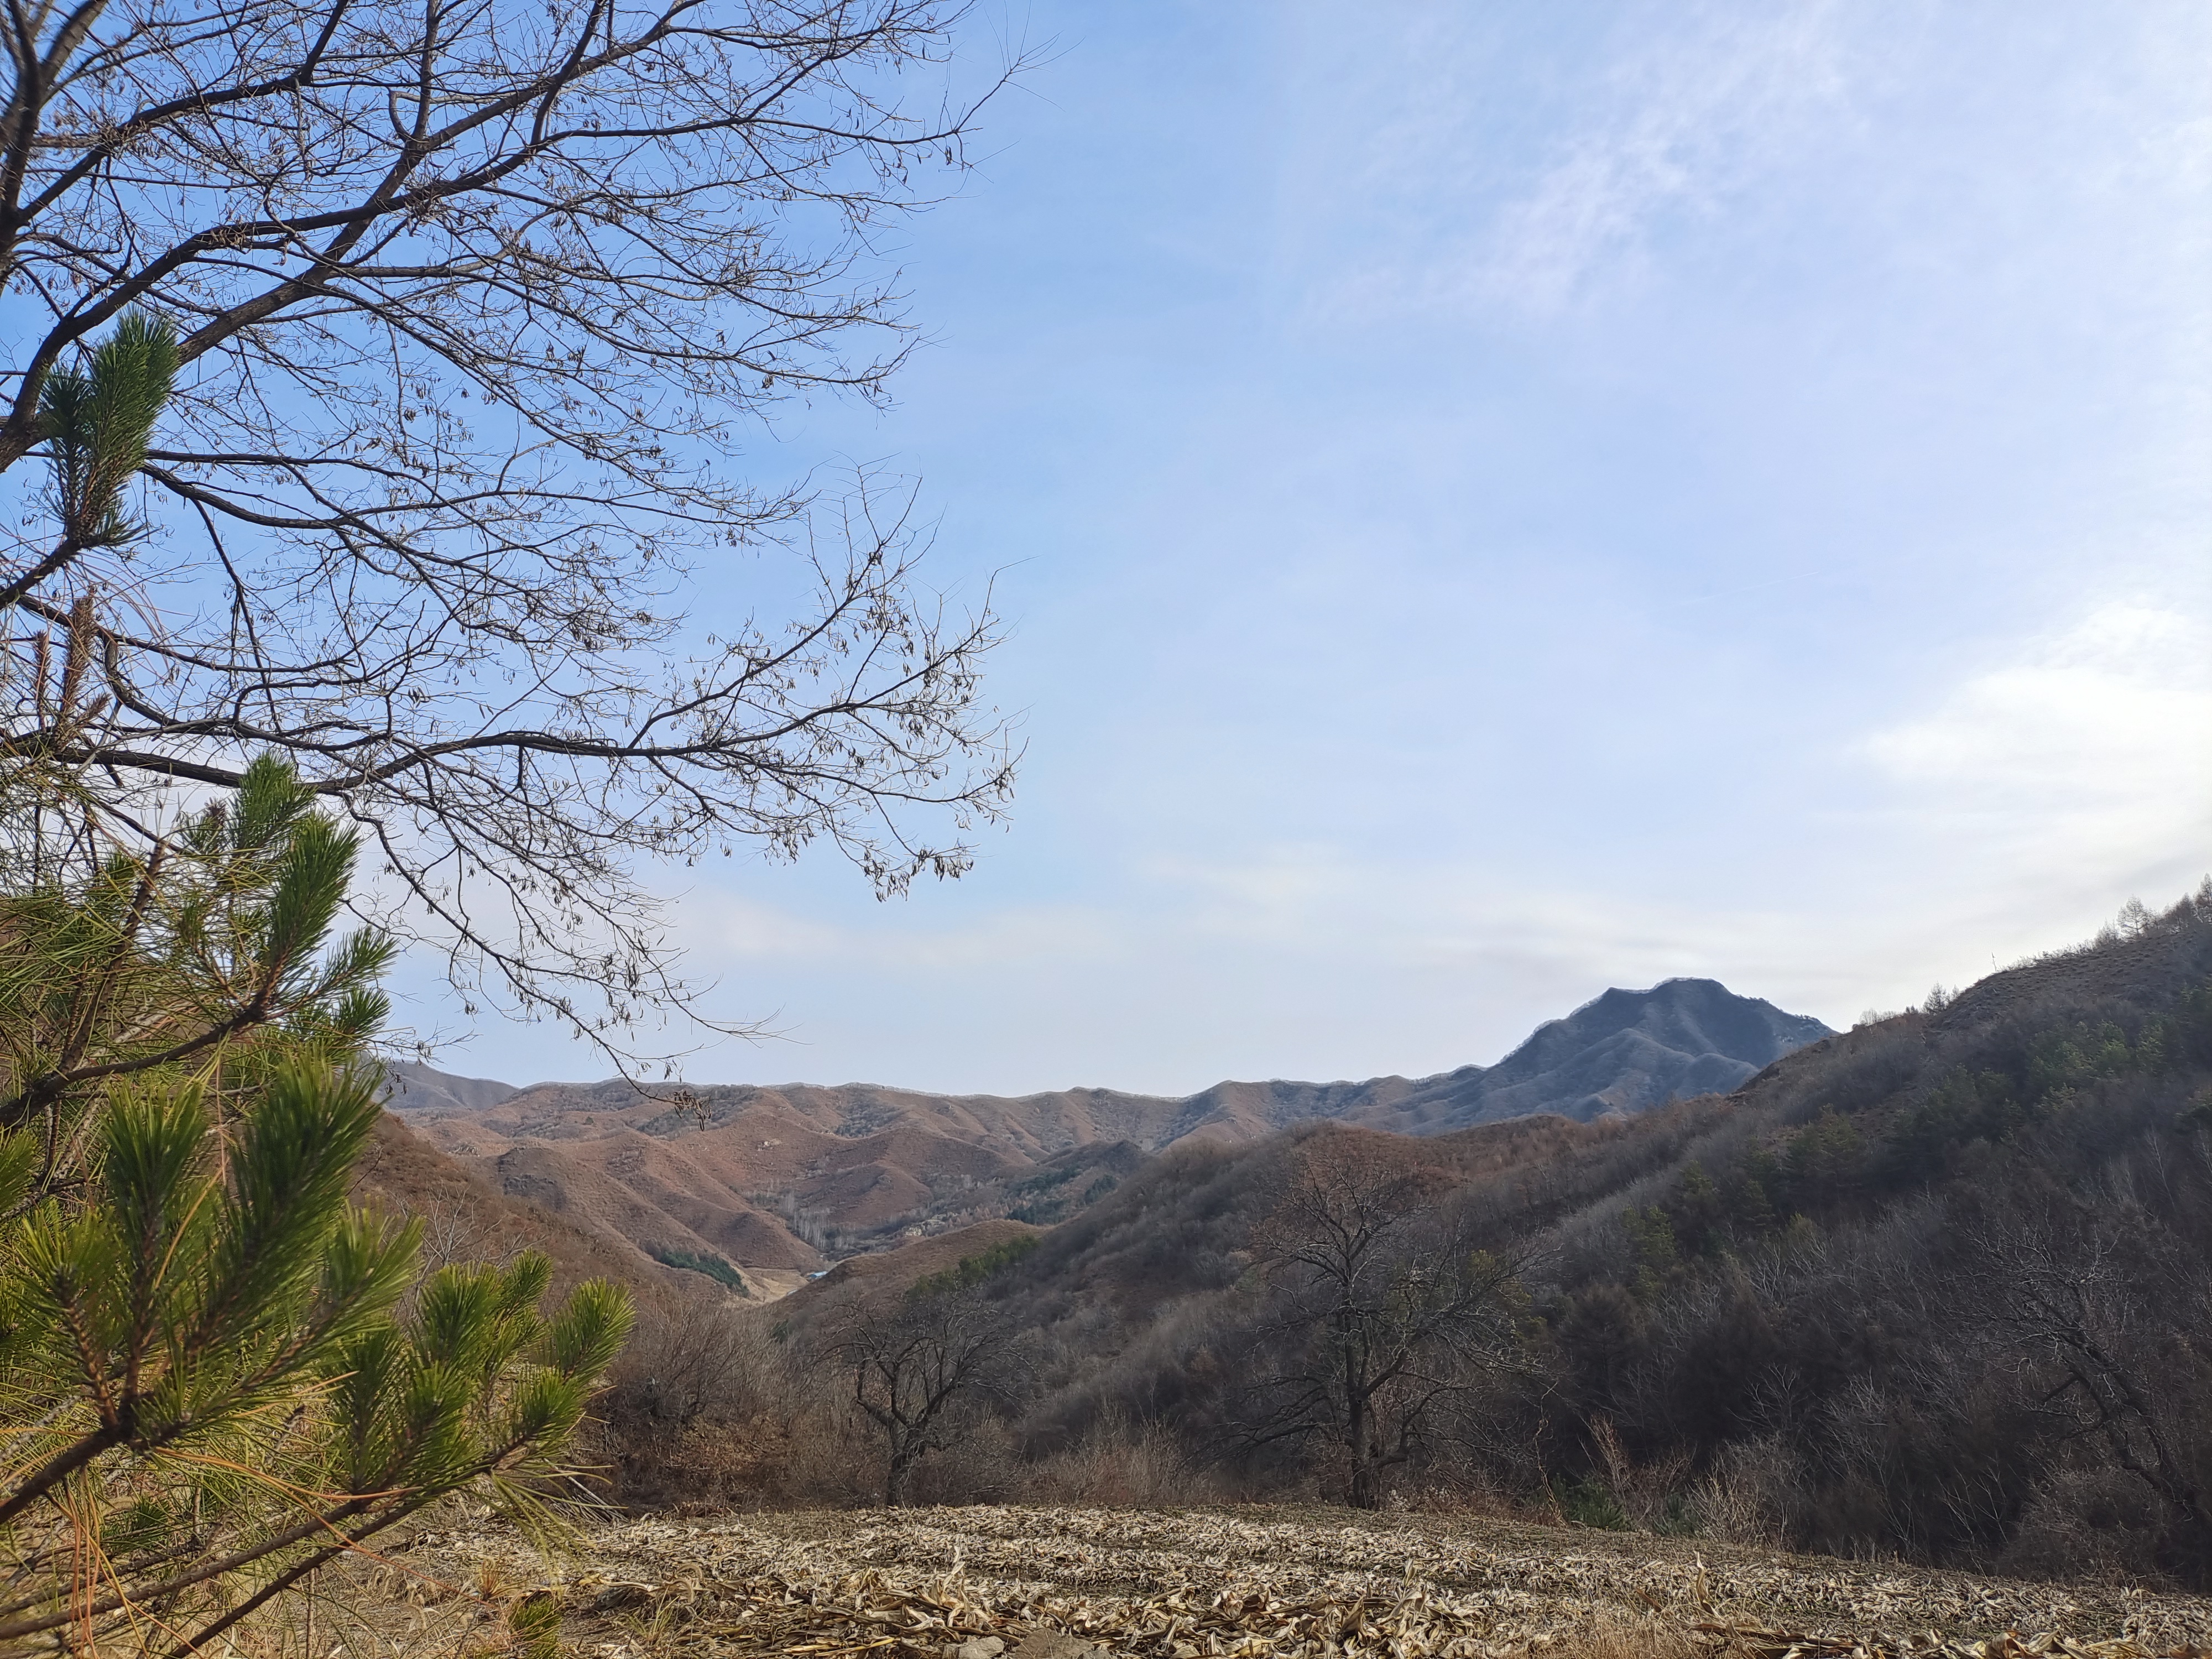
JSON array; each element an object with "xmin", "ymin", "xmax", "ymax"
[
  {"xmin": 390, "ymin": 980, "xmax": 1832, "ymax": 1271},
  {"xmin": 389, "ymin": 1079, "xmax": 1614, "ymax": 1276},
  {"xmin": 773, "ymin": 1218, "xmax": 1045, "ymax": 1325},
  {"xmin": 402, "ymin": 1082, "xmax": 1135, "ymax": 1270},
  {"xmin": 349, "ymin": 1113, "xmax": 686, "ymax": 1297}
]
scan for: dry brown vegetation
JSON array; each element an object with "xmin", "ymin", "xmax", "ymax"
[{"xmin": 331, "ymin": 1506, "xmax": 2212, "ymax": 1659}]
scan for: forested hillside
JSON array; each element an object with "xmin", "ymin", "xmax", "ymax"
[{"xmin": 618, "ymin": 889, "xmax": 2212, "ymax": 1589}]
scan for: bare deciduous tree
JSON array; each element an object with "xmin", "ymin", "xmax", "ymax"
[
  {"xmin": 834, "ymin": 1281, "xmax": 1005, "ymax": 1505},
  {"xmin": 0, "ymin": 0, "xmax": 1026, "ymax": 1058},
  {"xmin": 1238, "ymin": 1126, "xmax": 1526, "ymax": 1510},
  {"xmin": 1961, "ymin": 1196, "xmax": 2212, "ymax": 1547}
]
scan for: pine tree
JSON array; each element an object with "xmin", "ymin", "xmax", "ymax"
[
  {"xmin": 0, "ymin": 314, "xmax": 634, "ymax": 1653},
  {"xmin": 0, "ymin": 1059, "xmax": 632, "ymax": 1652},
  {"xmin": 0, "ymin": 795, "xmax": 635, "ymax": 1651},
  {"xmin": 0, "ymin": 753, "xmax": 394, "ymax": 1202}
]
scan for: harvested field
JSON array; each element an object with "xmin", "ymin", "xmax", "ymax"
[{"xmin": 366, "ymin": 1507, "xmax": 2212, "ymax": 1659}]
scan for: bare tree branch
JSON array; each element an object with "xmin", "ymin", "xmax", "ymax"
[{"xmin": 0, "ymin": 0, "xmax": 1032, "ymax": 1063}]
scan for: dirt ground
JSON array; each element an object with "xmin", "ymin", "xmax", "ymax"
[{"xmin": 338, "ymin": 1505, "xmax": 2212, "ymax": 1659}]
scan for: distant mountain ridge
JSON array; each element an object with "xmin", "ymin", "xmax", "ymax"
[
  {"xmin": 385, "ymin": 1061, "xmax": 521, "ymax": 1114},
  {"xmin": 1347, "ymin": 978, "xmax": 1834, "ymax": 1133},
  {"xmin": 384, "ymin": 977, "xmax": 1828, "ymax": 1142},
  {"xmin": 379, "ymin": 978, "xmax": 1832, "ymax": 1277}
]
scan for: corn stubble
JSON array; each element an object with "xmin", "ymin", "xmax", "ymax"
[{"xmin": 363, "ymin": 1507, "xmax": 2210, "ymax": 1659}]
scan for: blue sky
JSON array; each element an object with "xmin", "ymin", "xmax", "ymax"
[{"xmin": 411, "ymin": 0, "xmax": 2212, "ymax": 1094}]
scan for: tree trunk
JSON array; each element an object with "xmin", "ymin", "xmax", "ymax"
[
  {"xmin": 1344, "ymin": 1375, "xmax": 1380, "ymax": 1510},
  {"xmin": 1348, "ymin": 1454, "xmax": 1381, "ymax": 1511}
]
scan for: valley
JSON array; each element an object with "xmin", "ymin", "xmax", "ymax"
[{"xmin": 381, "ymin": 978, "xmax": 1830, "ymax": 1288}]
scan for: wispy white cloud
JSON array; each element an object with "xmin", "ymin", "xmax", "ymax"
[
  {"xmin": 634, "ymin": 852, "xmax": 1850, "ymax": 1090},
  {"xmin": 1285, "ymin": 1, "xmax": 1855, "ymax": 321},
  {"xmin": 631, "ymin": 592, "xmax": 2212, "ymax": 1089},
  {"xmin": 1475, "ymin": 3, "xmax": 1851, "ymax": 314},
  {"xmin": 1143, "ymin": 844, "xmax": 1888, "ymax": 1024},
  {"xmin": 669, "ymin": 889, "xmax": 1134, "ymax": 973},
  {"xmin": 1858, "ymin": 601, "xmax": 2212, "ymax": 880}
]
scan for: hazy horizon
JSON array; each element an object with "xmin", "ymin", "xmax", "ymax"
[{"xmin": 408, "ymin": 936, "xmax": 2161, "ymax": 1097}]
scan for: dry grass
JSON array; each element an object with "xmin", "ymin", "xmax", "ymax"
[{"xmin": 330, "ymin": 1506, "xmax": 2212, "ymax": 1659}]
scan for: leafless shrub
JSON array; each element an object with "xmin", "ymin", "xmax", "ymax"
[
  {"xmin": 403, "ymin": 1196, "xmax": 526, "ymax": 1272},
  {"xmin": 594, "ymin": 1284, "xmax": 806, "ymax": 1507},
  {"xmin": 1590, "ymin": 1414, "xmax": 1694, "ymax": 1533},
  {"xmin": 1690, "ymin": 1434, "xmax": 1802, "ymax": 1548},
  {"xmin": 1956, "ymin": 1196, "xmax": 2212, "ymax": 1548},
  {"xmin": 1997, "ymin": 1464, "xmax": 2173, "ymax": 1585},
  {"xmin": 1027, "ymin": 1408, "xmax": 1217, "ymax": 1507}
]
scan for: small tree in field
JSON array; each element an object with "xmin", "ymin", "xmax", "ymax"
[
  {"xmin": 1238, "ymin": 1127, "xmax": 1525, "ymax": 1510},
  {"xmin": 836, "ymin": 1278, "xmax": 1010, "ymax": 1506}
]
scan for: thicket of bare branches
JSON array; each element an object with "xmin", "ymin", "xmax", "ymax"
[
  {"xmin": 0, "ymin": 0, "xmax": 1025, "ymax": 1058},
  {"xmin": 832, "ymin": 1275, "xmax": 1026, "ymax": 1505},
  {"xmin": 1957, "ymin": 1191, "xmax": 2212, "ymax": 1550},
  {"xmin": 1235, "ymin": 1127, "xmax": 1527, "ymax": 1510}
]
